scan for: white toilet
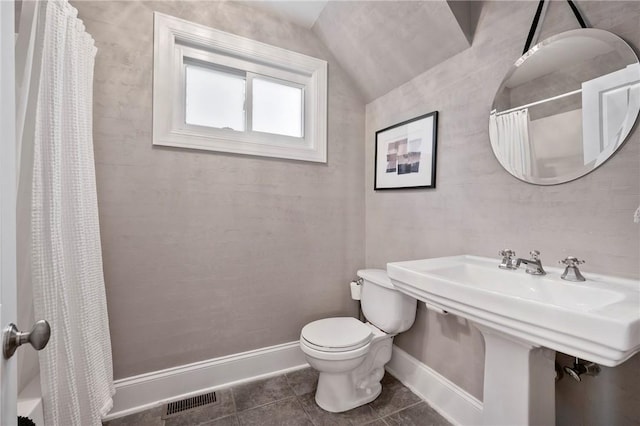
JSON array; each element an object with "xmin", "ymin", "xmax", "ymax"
[{"xmin": 299, "ymin": 269, "xmax": 417, "ymax": 413}]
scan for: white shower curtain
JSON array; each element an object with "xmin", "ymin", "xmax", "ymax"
[
  {"xmin": 30, "ymin": 1, "xmax": 114, "ymax": 425},
  {"xmin": 489, "ymin": 109, "xmax": 534, "ymax": 179}
]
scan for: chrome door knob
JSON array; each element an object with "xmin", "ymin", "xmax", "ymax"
[{"xmin": 3, "ymin": 319, "xmax": 51, "ymax": 359}]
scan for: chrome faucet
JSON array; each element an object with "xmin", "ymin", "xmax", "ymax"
[
  {"xmin": 515, "ymin": 250, "xmax": 546, "ymax": 275},
  {"xmin": 498, "ymin": 249, "xmax": 517, "ymax": 269},
  {"xmin": 559, "ymin": 257, "xmax": 586, "ymax": 281}
]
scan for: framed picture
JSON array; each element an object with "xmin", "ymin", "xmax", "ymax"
[{"xmin": 374, "ymin": 111, "xmax": 438, "ymax": 190}]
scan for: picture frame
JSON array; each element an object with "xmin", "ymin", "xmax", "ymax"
[{"xmin": 374, "ymin": 111, "xmax": 438, "ymax": 190}]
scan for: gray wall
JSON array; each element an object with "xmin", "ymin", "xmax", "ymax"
[
  {"xmin": 73, "ymin": 0, "xmax": 366, "ymax": 379},
  {"xmin": 73, "ymin": 0, "xmax": 639, "ymax": 423},
  {"xmin": 365, "ymin": 1, "xmax": 640, "ymax": 423}
]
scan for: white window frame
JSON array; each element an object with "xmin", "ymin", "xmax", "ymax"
[{"xmin": 153, "ymin": 12, "xmax": 328, "ymax": 163}]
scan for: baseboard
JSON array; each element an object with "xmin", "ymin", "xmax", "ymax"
[
  {"xmin": 104, "ymin": 341, "xmax": 307, "ymax": 421},
  {"xmin": 105, "ymin": 341, "xmax": 482, "ymax": 424},
  {"xmin": 386, "ymin": 345, "xmax": 483, "ymax": 426}
]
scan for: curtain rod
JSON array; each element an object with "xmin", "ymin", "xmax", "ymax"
[{"xmin": 493, "ymin": 89, "xmax": 582, "ymax": 116}]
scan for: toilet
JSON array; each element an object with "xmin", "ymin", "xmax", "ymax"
[{"xmin": 299, "ymin": 269, "xmax": 417, "ymax": 413}]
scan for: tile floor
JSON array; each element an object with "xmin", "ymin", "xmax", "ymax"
[{"xmin": 103, "ymin": 368, "xmax": 451, "ymax": 426}]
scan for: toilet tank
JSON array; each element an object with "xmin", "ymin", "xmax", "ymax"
[{"xmin": 357, "ymin": 269, "xmax": 417, "ymax": 334}]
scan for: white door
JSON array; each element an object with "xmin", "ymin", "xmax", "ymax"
[
  {"xmin": 0, "ymin": 0, "xmax": 18, "ymax": 424},
  {"xmin": 0, "ymin": 0, "xmax": 18, "ymax": 425}
]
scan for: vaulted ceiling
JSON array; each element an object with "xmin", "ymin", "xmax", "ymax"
[{"xmin": 248, "ymin": 0, "xmax": 481, "ymax": 102}]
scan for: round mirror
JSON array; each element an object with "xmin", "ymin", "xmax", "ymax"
[{"xmin": 490, "ymin": 28, "xmax": 640, "ymax": 185}]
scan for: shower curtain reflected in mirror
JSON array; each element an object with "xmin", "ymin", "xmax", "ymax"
[{"xmin": 489, "ymin": 109, "xmax": 535, "ymax": 180}]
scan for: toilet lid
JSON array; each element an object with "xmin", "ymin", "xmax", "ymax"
[{"xmin": 301, "ymin": 317, "xmax": 372, "ymax": 352}]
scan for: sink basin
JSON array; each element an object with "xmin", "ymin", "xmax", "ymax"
[
  {"xmin": 387, "ymin": 255, "xmax": 640, "ymax": 367},
  {"xmin": 426, "ymin": 262, "xmax": 624, "ymax": 311}
]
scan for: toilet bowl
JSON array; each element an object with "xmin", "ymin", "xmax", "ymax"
[{"xmin": 299, "ymin": 270, "xmax": 417, "ymax": 413}]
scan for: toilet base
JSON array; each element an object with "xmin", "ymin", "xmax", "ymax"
[
  {"xmin": 313, "ymin": 332, "xmax": 393, "ymax": 413},
  {"xmin": 315, "ymin": 374, "xmax": 382, "ymax": 413}
]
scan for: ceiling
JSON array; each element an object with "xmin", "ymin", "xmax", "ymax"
[
  {"xmin": 246, "ymin": 0, "xmax": 329, "ymax": 29},
  {"xmin": 246, "ymin": 0, "xmax": 481, "ymax": 103}
]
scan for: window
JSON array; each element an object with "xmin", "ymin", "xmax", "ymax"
[
  {"xmin": 252, "ymin": 77, "xmax": 303, "ymax": 138},
  {"xmin": 184, "ymin": 64, "xmax": 246, "ymax": 131},
  {"xmin": 153, "ymin": 13, "xmax": 328, "ymax": 162}
]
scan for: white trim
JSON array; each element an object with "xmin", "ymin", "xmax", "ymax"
[
  {"xmin": 103, "ymin": 341, "xmax": 483, "ymax": 424},
  {"xmin": 386, "ymin": 345, "xmax": 483, "ymax": 426},
  {"xmin": 152, "ymin": 12, "xmax": 327, "ymax": 163},
  {"xmin": 104, "ymin": 341, "xmax": 307, "ymax": 421}
]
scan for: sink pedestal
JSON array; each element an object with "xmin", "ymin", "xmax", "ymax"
[{"xmin": 478, "ymin": 325, "xmax": 556, "ymax": 426}]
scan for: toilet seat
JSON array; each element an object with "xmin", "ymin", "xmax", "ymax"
[
  {"xmin": 300, "ymin": 338, "xmax": 372, "ymax": 362},
  {"xmin": 301, "ymin": 317, "xmax": 372, "ymax": 352}
]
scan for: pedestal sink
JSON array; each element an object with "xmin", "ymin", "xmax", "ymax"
[{"xmin": 387, "ymin": 255, "xmax": 640, "ymax": 425}]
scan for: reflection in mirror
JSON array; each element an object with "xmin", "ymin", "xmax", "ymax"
[{"xmin": 490, "ymin": 28, "xmax": 640, "ymax": 185}]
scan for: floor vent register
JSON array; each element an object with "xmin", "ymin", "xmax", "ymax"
[{"xmin": 162, "ymin": 391, "xmax": 218, "ymax": 418}]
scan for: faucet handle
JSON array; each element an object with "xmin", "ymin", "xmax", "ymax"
[
  {"xmin": 559, "ymin": 257, "xmax": 586, "ymax": 281},
  {"xmin": 529, "ymin": 250, "xmax": 541, "ymax": 260},
  {"xmin": 498, "ymin": 249, "xmax": 516, "ymax": 270},
  {"xmin": 499, "ymin": 249, "xmax": 515, "ymax": 258},
  {"xmin": 559, "ymin": 256, "xmax": 585, "ymax": 267}
]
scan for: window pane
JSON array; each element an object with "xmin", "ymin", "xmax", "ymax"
[
  {"xmin": 185, "ymin": 64, "xmax": 245, "ymax": 131},
  {"xmin": 252, "ymin": 78, "xmax": 303, "ymax": 138}
]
